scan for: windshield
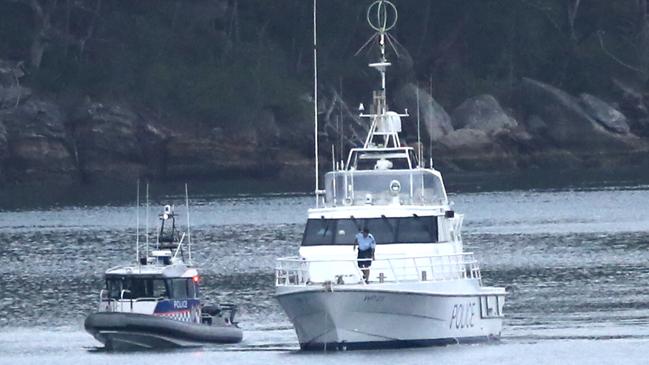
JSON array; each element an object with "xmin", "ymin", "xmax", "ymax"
[
  {"xmin": 302, "ymin": 216, "xmax": 438, "ymax": 246},
  {"xmin": 323, "ymin": 169, "xmax": 447, "ymax": 207},
  {"xmin": 105, "ymin": 277, "xmax": 199, "ymax": 300}
]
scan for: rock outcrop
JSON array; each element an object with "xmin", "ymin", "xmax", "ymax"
[
  {"xmin": 518, "ymin": 78, "xmax": 640, "ymax": 151},
  {"xmin": 164, "ymin": 129, "xmax": 280, "ymax": 180},
  {"xmin": 426, "ymin": 79, "xmax": 649, "ymax": 171},
  {"xmin": 68, "ymin": 102, "xmax": 168, "ymax": 182},
  {"xmin": 394, "ymin": 83, "xmax": 453, "ymax": 142},
  {"xmin": 578, "ymin": 93, "xmax": 630, "ymax": 134},
  {"xmin": 433, "ymin": 129, "xmax": 515, "ymax": 170},
  {"xmin": 611, "ymin": 78, "xmax": 649, "ymax": 136},
  {"xmin": 0, "ymin": 98, "xmax": 77, "ymax": 182},
  {"xmin": 451, "ymin": 94, "xmax": 517, "ymax": 133},
  {"xmin": 1, "ymin": 72, "xmax": 649, "ymax": 187}
]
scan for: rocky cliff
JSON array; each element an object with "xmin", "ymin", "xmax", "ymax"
[
  {"xmin": 2, "ymin": 1, "xmax": 649, "ymax": 187},
  {"xmin": 1, "ymin": 56, "xmax": 648, "ymax": 187}
]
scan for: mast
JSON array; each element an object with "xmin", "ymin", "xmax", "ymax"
[
  {"xmin": 145, "ymin": 182, "xmax": 150, "ymax": 258},
  {"xmin": 185, "ymin": 183, "xmax": 192, "ymax": 265},
  {"xmin": 313, "ymin": 0, "xmax": 320, "ymax": 207},
  {"xmin": 359, "ymin": 1, "xmax": 406, "ymax": 150},
  {"xmin": 136, "ymin": 180, "xmax": 140, "ymax": 265},
  {"xmin": 417, "ymin": 84, "xmax": 422, "ymax": 166}
]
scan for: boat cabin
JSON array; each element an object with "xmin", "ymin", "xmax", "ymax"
[
  {"xmin": 103, "ymin": 274, "xmax": 199, "ymax": 301},
  {"xmin": 97, "ymin": 204, "xmax": 202, "ymax": 321},
  {"xmin": 99, "ymin": 265, "xmax": 202, "ymax": 323}
]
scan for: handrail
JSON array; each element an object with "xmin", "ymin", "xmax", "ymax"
[
  {"xmin": 98, "ymin": 292, "xmax": 162, "ymax": 313},
  {"xmin": 99, "ymin": 289, "xmax": 113, "ymax": 311},
  {"xmin": 99, "ymin": 296, "xmax": 161, "ymax": 303},
  {"xmin": 120, "ymin": 289, "xmax": 132, "ymax": 311},
  {"xmin": 275, "ymin": 253, "xmax": 481, "ymax": 287},
  {"xmin": 277, "ymin": 252, "xmax": 477, "ymax": 263}
]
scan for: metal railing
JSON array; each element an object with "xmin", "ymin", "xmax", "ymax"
[
  {"xmin": 275, "ymin": 252, "xmax": 481, "ymax": 286},
  {"xmin": 98, "ymin": 289, "xmax": 161, "ymax": 313}
]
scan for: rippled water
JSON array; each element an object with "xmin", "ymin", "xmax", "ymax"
[{"xmin": 0, "ymin": 184, "xmax": 648, "ymax": 364}]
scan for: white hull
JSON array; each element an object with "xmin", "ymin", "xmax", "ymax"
[{"xmin": 276, "ymin": 283, "xmax": 505, "ymax": 350}]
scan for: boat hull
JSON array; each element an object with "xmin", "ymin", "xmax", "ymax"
[
  {"xmin": 84, "ymin": 312, "xmax": 243, "ymax": 351},
  {"xmin": 276, "ymin": 286, "xmax": 505, "ymax": 350}
]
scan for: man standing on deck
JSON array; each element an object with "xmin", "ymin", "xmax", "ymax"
[{"xmin": 354, "ymin": 227, "xmax": 376, "ymax": 284}]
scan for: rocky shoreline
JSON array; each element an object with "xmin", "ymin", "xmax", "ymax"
[{"xmin": 1, "ymin": 59, "xmax": 649, "ymax": 187}]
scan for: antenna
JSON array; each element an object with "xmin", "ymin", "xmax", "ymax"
[
  {"xmin": 136, "ymin": 179, "xmax": 140, "ymax": 265},
  {"xmin": 339, "ymin": 77, "xmax": 344, "ymax": 163},
  {"xmin": 355, "ymin": 1, "xmax": 400, "ymax": 60},
  {"xmin": 416, "ymin": 84, "xmax": 422, "ymax": 166},
  {"xmin": 429, "ymin": 135, "xmax": 433, "ymax": 168},
  {"xmin": 145, "ymin": 182, "xmax": 150, "ymax": 258},
  {"xmin": 357, "ymin": 1, "xmax": 405, "ymax": 150},
  {"xmin": 185, "ymin": 183, "xmax": 192, "ymax": 265},
  {"xmin": 313, "ymin": 0, "xmax": 320, "ymax": 207}
]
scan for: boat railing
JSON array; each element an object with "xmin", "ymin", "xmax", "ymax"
[
  {"xmin": 275, "ymin": 252, "xmax": 481, "ymax": 286},
  {"xmin": 98, "ymin": 289, "xmax": 163, "ymax": 312},
  {"xmin": 99, "ymin": 289, "xmax": 117, "ymax": 311}
]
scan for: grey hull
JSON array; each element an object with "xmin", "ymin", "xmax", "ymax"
[{"xmin": 85, "ymin": 312, "xmax": 243, "ymax": 350}]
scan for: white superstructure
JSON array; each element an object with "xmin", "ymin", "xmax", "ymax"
[{"xmin": 275, "ymin": 0, "xmax": 506, "ymax": 350}]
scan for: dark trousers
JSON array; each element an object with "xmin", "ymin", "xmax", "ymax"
[{"xmin": 357, "ymin": 248, "xmax": 373, "ymax": 268}]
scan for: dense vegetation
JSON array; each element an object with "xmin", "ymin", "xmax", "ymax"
[{"xmin": 1, "ymin": 0, "xmax": 649, "ymax": 129}]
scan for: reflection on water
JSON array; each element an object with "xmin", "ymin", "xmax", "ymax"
[{"xmin": 0, "ymin": 186, "xmax": 648, "ymax": 364}]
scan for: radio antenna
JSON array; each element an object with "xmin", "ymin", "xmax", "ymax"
[
  {"xmin": 313, "ymin": 0, "xmax": 320, "ymax": 207},
  {"xmin": 185, "ymin": 183, "xmax": 192, "ymax": 265},
  {"xmin": 136, "ymin": 179, "xmax": 140, "ymax": 266},
  {"xmin": 145, "ymin": 182, "xmax": 150, "ymax": 259},
  {"xmin": 416, "ymin": 84, "xmax": 422, "ymax": 166}
]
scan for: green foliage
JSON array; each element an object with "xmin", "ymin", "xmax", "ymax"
[{"xmin": 1, "ymin": 0, "xmax": 648, "ymax": 122}]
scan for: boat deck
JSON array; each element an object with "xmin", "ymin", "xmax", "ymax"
[{"xmin": 275, "ymin": 253, "xmax": 482, "ymax": 287}]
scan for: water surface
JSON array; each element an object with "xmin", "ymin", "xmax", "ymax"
[{"xmin": 0, "ymin": 184, "xmax": 648, "ymax": 364}]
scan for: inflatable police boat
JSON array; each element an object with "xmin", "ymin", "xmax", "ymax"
[{"xmin": 85, "ymin": 204, "xmax": 243, "ymax": 350}]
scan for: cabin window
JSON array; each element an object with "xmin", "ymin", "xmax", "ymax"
[
  {"xmin": 301, "ymin": 216, "xmax": 438, "ymax": 246},
  {"xmin": 127, "ymin": 278, "xmax": 146, "ymax": 299},
  {"xmin": 333, "ymin": 219, "xmax": 359, "ymax": 244},
  {"xmin": 396, "ymin": 216, "xmax": 437, "ymax": 243},
  {"xmin": 366, "ymin": 217, "xmax": 398, "ymax": 244},
  {"xmin": 105, "ymin": 277, "xmax": 169, "ymax": 299},
  {"xmin": 106, "ymin": 278, "xmax": 122, "ymax": 299},
  {"xmin": 356, "ymin": 157, "xmax": 410, "ymax": 170},
  {"xmin": 303, "ymin": 219, "xmax": 336, "ymax": 245},
  {"xmin": 152, "ymin": 279, "xmax": 168, "ymax": 298},
  {"xmin": 187, "ymin": 279, "xmax": 196, "ymax": 298},
  {"xmin": 170, "ymin": 279, "xmax": 189, "ymax": 299}
]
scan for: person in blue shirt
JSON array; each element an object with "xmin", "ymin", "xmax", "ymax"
[{"xmin": 353, "ymin": 227, "xmax": 376, "ymax": 284}]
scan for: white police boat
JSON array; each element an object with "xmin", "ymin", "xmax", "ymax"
[
  {"xmin": 274, "ymin": 1, "xmax": 506, "ymax": 350},
  {"xmin": 85, "ymin": 203, "xmax": 243, "ymax": 350}
]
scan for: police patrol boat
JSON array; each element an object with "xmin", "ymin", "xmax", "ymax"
[
  {"xmin": 85, "ymin": 196, "xmax": 243, "ymax": 350},
  {"xmin": 274, "ymin": 0, "xmax": 506, "ymax": 350}
]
